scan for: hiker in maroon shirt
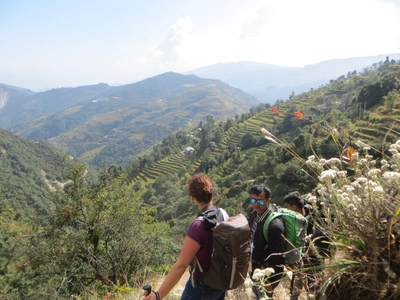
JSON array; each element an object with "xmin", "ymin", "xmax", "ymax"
[{"xmin": 143, "ymin": 173, "xmax": 226, "ymax": 300}]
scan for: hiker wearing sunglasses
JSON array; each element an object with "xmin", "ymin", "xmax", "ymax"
[
  {"xmin": 143, "ymin": 173, "xmax": 226, "ymax": 300},
  {"xmin": 248, "ymin": 184, "xmax": 286, "ymax": 300}
]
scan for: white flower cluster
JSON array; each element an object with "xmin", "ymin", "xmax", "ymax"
[
  {"xmin": 390, "ymin": 140, "xmax": 400, "ymax": 151},
  {"xmin": 308, "ymin": 139, "xmax": 400, "ymax": 216},
  {"xmin": 306, "ymin": 155, "xmax": 326, "ymax": 173},
  {"xmin": 326, "ymin": 158, "xmax": 341, "ymax": 166},
  {"xmin": 383, "ymin": 171, "xmax": 400, "ymax": 184},
  {"xmin": 318, "ymin": 169, "xmax": 337, "ymax": 182},
  {"xmin": 305, "ymin": 193, "xmax": 317, "ymax": 204},
  {"xmin": 252, "ymin": 268, "xmax": 275, "ymax": 281},
  {"xmin": 244, "ymin": 277, "xmax": 253, "ymax": 288}
]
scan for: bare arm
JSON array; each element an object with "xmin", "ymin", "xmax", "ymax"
[{"xmin": 143, "ymin": 236, "xmax": 200, "ymax": 300}]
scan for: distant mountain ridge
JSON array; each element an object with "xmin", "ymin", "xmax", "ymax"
[
  {"xmin": 0, "ymin": 73, "xmax": 258, "ymax": 129},
  {"xmin": 184, "ymin": 61, "xmax": 298, "ymax": 92},
  {"xmin": 0, "ymin": 72, "xmax": 258, "ymax": 167},
  {"xmin": 185, "ymin": 53, "xmax": 400, "ymax": 103},
  {"xmin": 0, "ymin": 82, "xmax": 112, "ymax": 128}
]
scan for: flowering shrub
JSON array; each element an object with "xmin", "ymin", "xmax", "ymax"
[
  {"xmin": 305, "ymin": 139, "xmax": 400, "ymax": 300},
  {"xmin": 262, "ymin": 106, "xmax": 400, "ymax": 298},
  {"xmin": 251, "ymin": 268, "xmax": 276, "ymax": 281}
]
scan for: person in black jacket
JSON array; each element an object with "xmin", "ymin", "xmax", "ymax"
[{"xmin": 248, "ymin": 184, "xmax": 286, "ymax": 300}]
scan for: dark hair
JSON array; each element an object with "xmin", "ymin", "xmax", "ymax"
[
  {"xmin": 187, "ymin": 173, "xmax": 214, "ymax": 203},
  {"xmin": 283, "ymin": 191, "xmax": 304, "ymax": 209},
  {"xmin": 250, "ymin": 184, "xmax": 271, "ymax": 199}
]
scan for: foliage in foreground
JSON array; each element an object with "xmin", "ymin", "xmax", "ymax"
[
  {"xmin": 1, "ymin": 163, "xmax": 179, "ymax": 299},
  {"xmin": 305, "ymin": 138, "xmax": 400, "ymax": 299}
]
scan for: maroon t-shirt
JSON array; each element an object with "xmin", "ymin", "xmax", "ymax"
[{"xmin": 186, "ymin": 219, "xmax": 213, "ymax": 276}]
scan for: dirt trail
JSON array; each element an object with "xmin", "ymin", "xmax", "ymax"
[{"xmin": 160, "ymin": 270, "xmax": 291, "ymax": 300}]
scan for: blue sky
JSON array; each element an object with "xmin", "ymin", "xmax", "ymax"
[{"xmin": 1, "ymin": 0, "xmax": 400, "ymax": 91}]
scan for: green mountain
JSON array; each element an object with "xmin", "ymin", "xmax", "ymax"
[
  {"xmin": 0, "ymin": 72, "xmax": 258, "ymax": 130},
  {"xmin": 5, "ymin": 72, "xmax": 258, "ymax": 167},
  {"xmin": 0, "ymin": 82, "xmax": 111, "ymax": 128},
  {"xmin": 0, "ymin": 128, "xmax": 68, "ymax": 218}
]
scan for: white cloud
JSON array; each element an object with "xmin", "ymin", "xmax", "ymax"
[
  {"xmin": 155, "ymin": 16, "xmax": 193, "ymax": 62},
  {"xmin": 152, "ymin": 0, "xmax": 400, "ymax": 70}
]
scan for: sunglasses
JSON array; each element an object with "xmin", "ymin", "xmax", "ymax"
[{"xmin": 250, "ymin": 198, "xmax": 265, "ymax": 205}]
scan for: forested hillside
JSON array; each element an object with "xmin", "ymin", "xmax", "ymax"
[
  {"xmin": 0, "ymin": 128, "xmax": 68, "ymax": 217},
  {"xmin": 0, "ymin": 129, "xmax": 72, "ymax": 297},
  {"xmin": 128, "ymin": 58, "xmax": 400, "ymax": 217},
  {"xmin": 4, "ymin": 73, "xmax": 258, "ymax": 167},
  {"xmin": 1, "ymin": 58, "xmax": 400, "ymax": 299}
]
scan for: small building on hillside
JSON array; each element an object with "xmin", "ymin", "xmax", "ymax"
[{"xmin": 184, "ymin": 146, "xmax": 194, "ymax": 154}]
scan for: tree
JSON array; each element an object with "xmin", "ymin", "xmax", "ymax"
[
  {"xmin": 249, "ymin": 107, "xmax": 258, "ymax": 116},
  {"xmin": 357, "ymin": 75, "xmax": 398, "ymax": 109},
  {"xmin": 240, "ymin": 133, "xmax": 257, "ymax": 150},
  {"xmin": 199, "ymin": 126, "xmax": 212, "ymax": 153},
  {"xmin": 383, "ymin": 90, "xmax": 400, "ymax": 113},
  {"xmin": 206, "ymin": 115, "xmax": 216, "ymax": 126},
  {"xmin": 224, "ymin": 118, "xmax": 236, "ymax": 132},
  {"xmin": 13, "ymin": 163, "xmax": 177, "ymax": 298},
  {"xmin": 213, "ymin": 127, "xmax": 224, "ymax": 144}
]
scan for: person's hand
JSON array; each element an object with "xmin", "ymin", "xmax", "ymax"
[
  {"xmin": 143, "ymin": 291, "xmax": 160, "ymax": 300},
  {"xmin": 142, "ymin": 292, "xmax": 154, "ymax": 300},
  {"xmin": 142, "ymin": 291, "xmax": 154, "ymax": 300}
]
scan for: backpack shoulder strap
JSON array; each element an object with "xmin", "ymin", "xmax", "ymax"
[
  {"xmin": 263, "ymin": 211, "xmax": 284, "ymax": 242},
  {"xmin": 191, "ymin": 256, "xmax": 204, "ymax": 288},
  {"xmin": 193, "ymin": 207, "xmax": 228, "ymax": 282},
  {"xmin": 218, "ymin": 208, "xmax": 229, "ymax": 221},
  {"xmin": 197, "ymin": 207, "xmax": 216, "ymax": 227},
  {"xmin": 196, "ymin": 207, "xmax": 228, "ymax": 228}
]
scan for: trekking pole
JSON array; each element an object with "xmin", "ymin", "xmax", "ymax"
[{"xmin": 142, "ymin": 285, "xmax": 152, "ymax": 296}]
